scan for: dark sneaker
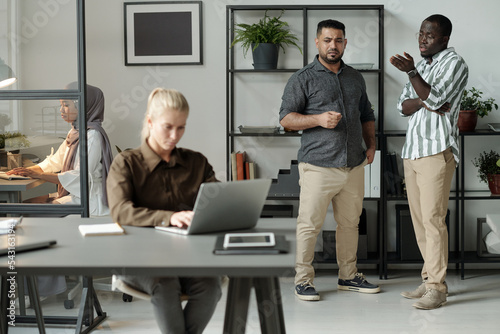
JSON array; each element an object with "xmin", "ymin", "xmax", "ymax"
[
  {"xmin": 295, "ymin": 282, "xmax": 320, "ymax": 301},
  {"xmin": 338, "ymin": 272, "xmax": 381, "ymax": 294}
]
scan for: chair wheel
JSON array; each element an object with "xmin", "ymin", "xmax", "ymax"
[
  {"xmin": 64, "ymin": 299, "xmax": 74, "ymax": 309},
  {"xmin": 122, "ymin": 293, "xmax": 133, "ymax": 302}
]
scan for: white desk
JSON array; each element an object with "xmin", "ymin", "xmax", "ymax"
[
  {"xmin": 0, "ymin": 217, "xmax": 296, "ymax": 334},
  {"xmin": 0, "ymin": 179, "xmax": 45, "ymax": 203}
]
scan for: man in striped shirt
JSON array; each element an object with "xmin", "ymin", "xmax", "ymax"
[{"xmin": 390, "ymin": 14, "xmax": 468, "ymax": 310}]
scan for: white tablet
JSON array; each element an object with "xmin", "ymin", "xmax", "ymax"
[{"xmin": 223, "ymin": 232, "xmax": 275, "ymax": 248}]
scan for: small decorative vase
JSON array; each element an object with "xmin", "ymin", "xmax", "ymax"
[
  {"xmin": 487, "ymin": 174, "xmax": 500, "ymax": 195},
  {"xmin": 457, "ymin": 109, "xmax": 478, "ymax": 132}
]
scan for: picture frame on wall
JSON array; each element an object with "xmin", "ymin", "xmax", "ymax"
[{"xmin": 124, "ymin": 1, "xmax": 202, "ymax": 66}]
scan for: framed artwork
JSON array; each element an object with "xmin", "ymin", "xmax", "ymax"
[{"xmin": 124, "ymin": 1, "xmax": 202, "ymax": 65}]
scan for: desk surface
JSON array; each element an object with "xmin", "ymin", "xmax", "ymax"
[
  {"xmin": 0, "ymin": 178, "xmax": 45, "ymax": 192},
  {"xmin": 0, "ymin": 217, "xmax": 296, "ymax": 277}
]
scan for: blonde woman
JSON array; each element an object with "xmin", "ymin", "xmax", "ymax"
[{"xmin": 107, "ymin": 88, "xmax": 221, "ymax": 333}]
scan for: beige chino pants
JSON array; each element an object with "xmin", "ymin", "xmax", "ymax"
[
  {"xmin": 403, "ymin": 148, "xmax": 455, "ymax": 293},
  {"xmin": 295, "ymin": 161, "xmax": 366, "ymax": 285}
]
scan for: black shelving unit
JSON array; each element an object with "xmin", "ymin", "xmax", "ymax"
[
  {"xmin": 382, "ymin": 129, "xmax": 500, "ymax": 279},
  {"xmin": 226, "ymin": 5, "xmax": 385, "ymax": 274},
  {"xmin": 458, "ymin": 130, "xmax": 500, "ymax": 278}
]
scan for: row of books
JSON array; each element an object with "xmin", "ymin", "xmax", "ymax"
[
  {"xmin": 230, "ymin": 151, "xmax": 256, "ymax": 181},
  {"xmin": 230, "ymin": 150, "xmax": 403, "ymax": 195}
]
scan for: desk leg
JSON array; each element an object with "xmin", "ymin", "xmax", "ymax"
[
  {"xmin": 75, "ymin": 276, "xmax": 106, "ymax": 334},
  {"xmin": 7, "ymin": 191, "xmax": 19, "ymax": 204},
  {"xmin": 253, "ymin": 277, "xmax": 286, "ymax": 334},
  {"xmin": 1, "ymin": 276, "xmax": 8, "ymax": 334},
  {"xmin": 1, "ymin": 275, "xmax": 47, "ymax": 334},
  {"xmin": 16, "ymin": 276, "xmax": 26, "ymax": 316},
  {"xmin": 26, "ymin": 276, "xmax": 46, "ymax": 334},
  {"xmin": 223, "ymin": 277, "xmax": 252, "ymax": 334}
]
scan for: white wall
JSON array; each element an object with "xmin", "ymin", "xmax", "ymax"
[
  {"xmin": 85, "ymin": 0, "xmax": 229, "ymax": 181},
  {"xmin": 12, "ymin": 0, "xmax": 500, "ymax": 178},
  {"xmin": 12, "ymin": 0, "xmax": 500, "ymax": 249},
  {"xmin": 83, "ymin": 0, "xmax": 500, "ymax": 179}
]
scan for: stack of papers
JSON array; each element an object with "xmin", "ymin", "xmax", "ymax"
[
  {"xmin": 0, "ymin": 217, "xmax": 23, "ymax": 235},
  {"xmin": 0, "ymin": 172, "xmax": 30, "ymax": 180},
  {"xmin": 79, "ymin": 222, "xmax": 125, "ymax": 236}
]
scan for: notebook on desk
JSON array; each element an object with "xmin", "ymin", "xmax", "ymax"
[
  {"xmin": 155, "ymin": 179, "xmax": 271, "ymax": 235},
  {"xmin": 0, "ymin": 172, "xmax": 30, "ymax": 180}
]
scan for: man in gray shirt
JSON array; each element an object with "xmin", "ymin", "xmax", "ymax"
[{"xmin": 280, "ymin": 19, "xmax": 379, "ymax": 301}]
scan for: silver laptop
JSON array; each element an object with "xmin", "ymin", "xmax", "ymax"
[{"xmin": 155, "ymin": 179, "xmax": 271, "ymax": 235}]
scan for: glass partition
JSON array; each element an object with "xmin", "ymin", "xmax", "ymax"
[
  {"xmin": 0, "ymin": 0, "xmax": 78, "ymax": 91},
  {"xmin": 0, "ymin": 97, "xmax": 79, "ymax": 203},
  {"xmin": 0, "ymin": 0, "xmax": 88, "ymax": 216}
]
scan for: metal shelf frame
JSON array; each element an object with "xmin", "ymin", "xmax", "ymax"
[{"xmin": 226, "ymin": 4, "xmax": 385, "ymax": 276}]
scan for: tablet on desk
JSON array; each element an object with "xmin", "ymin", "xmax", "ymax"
[
  {"xmin": 223, "ymin": 232, "xmax": 276, "ymax": 249},
  {"xmin": 213, "ymin": 234, "xmax": 288, "ymax": 255}
]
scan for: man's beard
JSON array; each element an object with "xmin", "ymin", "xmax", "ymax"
[{"xmin": 320, "ymin": 49, "xmax": 343, "ymax": 64}]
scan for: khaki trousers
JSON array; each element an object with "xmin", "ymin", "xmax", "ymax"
[
  {"xmin": 403, "ymin": 148, "xmax": 455, "ymax": 293},
  {"xmin": 295, "ymin": 161, "xmax": 366, "ymax": 285}
]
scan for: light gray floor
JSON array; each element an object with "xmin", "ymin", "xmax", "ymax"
[{"xmin": 9, "ymin": 269, "xmax": 500, "ymax": 333}]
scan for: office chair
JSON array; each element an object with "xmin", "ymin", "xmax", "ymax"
[
  {"xmin": 64, "ymin": 275, "xmax": 124, "ymax": 308},
  {"xmin": 111, "ymin": 275, "xmax": 189, "ymax": 302}
]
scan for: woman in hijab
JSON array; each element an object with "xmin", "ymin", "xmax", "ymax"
[
  {"xmin": 8, "ymin": 83, "xmax": 113, "ymax": 216},
  {"xmin": 7, "ymin": 84, "xmax": 114, "ymax": 306}
]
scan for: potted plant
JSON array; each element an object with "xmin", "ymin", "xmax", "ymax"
[
  {"xmin": 231, "ymin": 10, "xmax": 302, "ymax": 69},
  {"xmin": 472, "ymin": 150, "xmax": 500, "ymax": 195},
  {"xmin": 0, "ymin": 131, "xmax": 30, "ymax": 149},
  {"xmin": 458, "ymin": 87, "xmax": 498, "ymax": 132}
]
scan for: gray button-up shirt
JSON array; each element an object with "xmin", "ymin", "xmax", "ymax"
[{"xmin": 279, "ymin": 56, "xmax": 375, "ymax": 168}]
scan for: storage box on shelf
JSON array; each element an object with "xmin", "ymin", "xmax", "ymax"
[{"xmin": 476, "ymin": 218, "xmax": 500, "ymax": 258}]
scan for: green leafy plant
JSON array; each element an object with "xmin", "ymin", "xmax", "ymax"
[
  {"xmin": 0, "ymin": 131, "xmax": 30, "ymax": 149},
  {"xmin": 230, "ymin": 10, "xmax": 302, "ymax": 57},
  {"xmin": 472, "ymin": 150, "xmax": 500, "ymax": 183},
  {"xmin": 460, "ymin": 87, "xmax": 498, "ymax": 118}
]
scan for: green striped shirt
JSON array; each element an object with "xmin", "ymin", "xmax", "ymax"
[{"xmin": 397, "ymin": 47, "xmax": 468, "ymax": 164}]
